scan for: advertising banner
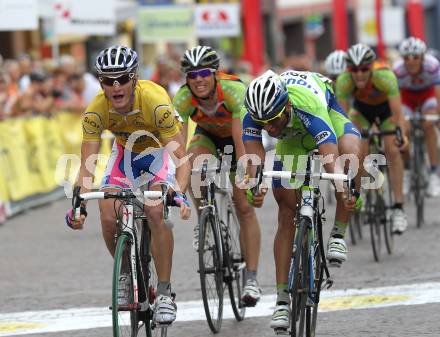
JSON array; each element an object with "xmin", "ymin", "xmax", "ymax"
[
  {"xmin": 137, "ymin": 5, "xmax": 194, "ymax": 43},
  {"xmin": 194, "ymin": 3, "xmax": 240, "ymax": 38},
  {"xmin": 54, "ymin": 0, "xmax": 115, "ymax": 36},
  {"xmin": 0, "ymin": 0, "xmax": 38, "ymax": 31}
]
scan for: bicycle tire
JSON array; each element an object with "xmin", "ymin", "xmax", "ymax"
[
  {"xmin": 139, "ymin": 222, "xmax": 156, "ymax": 337},
  {"xmin": 224, "ymin": 207, "xmax": 246, "ymax": 321},
  {"xmin": 356, "ymin": 210, "xmax": 364, "ymax": 240},
  {"xmin": 112, "ymin": 233, "xmax": 140, "ymax": 337},
  {"xmin": 290, "ymin": 218, "xmax": 309, "ymax": 337},
  {"xmin": 348, "ymin": 216, "xmax": 357, "ymax": 246},
  {"xmin": 198, "ymin": 208, "xmax": 224, "ymax": 333},
  {"xmin": 383, "ymin": 171, "xmax": 394, "ymax": 254},
  {"xmin": 414, "ymin": 139, "xmax": 425, "ymax": 228},
  {"xmin": 367, "ymin": 191, "xmax": 381, "ymax": 262}
]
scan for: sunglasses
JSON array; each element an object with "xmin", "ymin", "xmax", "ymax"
[
  {"xmin": 186, "ymin": 68, "xmax": 215, "ymax": 80},
  {"xmin": 99, "ymin": 73, "xmax": 135, "ymax": 86},
  {"xmin": 251, "ymin": 105, "xmax": 287, "ymax": 124},
  {"xmin": 349, "ymin": 66, "xmax": 371, "ymax": 73},
  {"xmin": 404, "ymin": 55, "xmax": 422, "ymax": 61}
]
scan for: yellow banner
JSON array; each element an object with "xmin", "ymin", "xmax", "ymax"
[{"xmin": 0, "ymin": 119, "xmax": 41, "ymax": 200}]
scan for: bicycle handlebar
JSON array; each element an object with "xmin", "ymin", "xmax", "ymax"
[
  {"xmin": 78, "ymin": 190, "xmax": 163, "ymax": 202},
  {"xmin": 361, "ymin": 126, "xmax": 404, "ymax": 147},
  {"xmin": 263, "ymin": 171, "xmax": 348, "ymax": 182},
  {"xmin": 405, "ymin": 114, "xmax": 440, "ymax": 122}
]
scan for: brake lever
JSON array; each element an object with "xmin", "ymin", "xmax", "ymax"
[
  {"xmin": 252, "ymin": 164, "xmax": 263, "ymax": 195},
  {"xmin": 72, "ymin": 186, "xmax": 83, "ymax": 220}
]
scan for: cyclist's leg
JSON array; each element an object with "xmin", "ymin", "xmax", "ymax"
[
  {"xmin": 349, "ymin": 110, "xmax": 371, "ymax": 183},
  {"xmin": 269, "ymin": 138, "xmax": 302, "ymax": 329},
  {"xmin": 326, "ymin": 107, "xmax": 363, "ymax": 264},
  {"xmin": 421, "ymin": 98, "xmax": 440, "ymax": 196},
  {"xmin": 381, "ymin": 118, "xmax": 408, "ymax": 233},
  {"xmin": 382, "ymin": 118, "xmax": 404, "ymax": 204},
  {"xmin": 231, "ymin": 181, "xmax": 262, "ymax": 305},
  {"xmin": 141, "ymin": 148, "xmax": 177, "ymax": 324},
  {"xmin": 186, "ymin": 128, "xmax": 217, "ymax": 214}
]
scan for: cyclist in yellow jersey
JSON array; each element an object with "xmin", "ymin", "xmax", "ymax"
[
  {"xmin": 335, "ymin": 43, "xmax": 409, "ymax": 234},
  {"xmin": 173, "ymin": 46, "xmax": 262, "ymax": 306},
  {"xmin": 64, "ymin": 45, "xmax": 191, "ymax": 325}
]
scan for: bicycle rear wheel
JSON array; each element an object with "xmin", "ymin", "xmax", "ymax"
[
  {"xmin": 290, "ymin": 218, "xmax": 309, "ymax": 337},
  {"xmin": 198, "ymin": 208, "xmax": 224, "ymax": 333},
  {"xmin": 112, "ymin": 234, "xmax": 140, "ymax": 337},
  {"xmin": 225, "ymin": 207, "xmax": 246, "ymax": 321}
]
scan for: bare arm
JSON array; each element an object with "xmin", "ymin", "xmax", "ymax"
[
  {"xmin": 232, "ymin": 117, "xmax": 246, "ymax": 161},
  {"xmin": 162, "ymin": 132, "xmax": 191, "ymax": 193},
  {"xmin": 181, "ymin": 122, "xmax": 189, "ymax": 148},
  {"xmin": 318, "ymin": 142, "xmax": 341, "ymax": 174},
  {"xmin": 338, "ymin": 98, "xmax": 350, "ymax": 115},
  {"xmin": 434, "ymin": 85, "xmax": 440, "ymax": 115},
  {"xmin": 75, "ymin": 141, "xmax": 101, "ymax": 196},
  {"xmin": 243, "ymin": 139, "xmax": 266, "ymax": 178},
  {"xmin": 388, "ymin": 94, "xmax": 406, "ymax": 133}
]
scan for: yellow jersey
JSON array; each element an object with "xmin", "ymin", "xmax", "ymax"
[{"xmin": 82, "ymin": 80, "xmax": 182, "ymax": 153}]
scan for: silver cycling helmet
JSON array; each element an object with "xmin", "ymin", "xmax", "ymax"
[
  {"xmin": 180, "ymin": 45, "xmax": 220, "ymax": 73},
  {"xmin": 399, "ymin": 37, "xmax": 427, "ymax": 56},
  {"xmin": 346, "ymin": 43, "xmax": 376, "ymax": 67},
  {"xmin": 245, "ymin": 70, "xmax": 289, "ymax": 121},
  {"xmin": 325, "ymin": 50, "xmax": 347, "ymax": 76},
  {"xmin": 95, "ymin": 45, "xmax": 138, "ymax": 76}
]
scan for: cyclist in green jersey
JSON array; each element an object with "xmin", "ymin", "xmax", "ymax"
[
  {"xmin": 241, "ymin": 69, "xmax": 362, "ymax": 330},
  {"xmin": 173, "ymin": 46, "xmax": 262, "ymax": 307},
  {"xmin": 335, "ymin": 43, "xmax": 409, "ymax": 234}
]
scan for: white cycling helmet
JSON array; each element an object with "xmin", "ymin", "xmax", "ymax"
[
  {"xmin": 399, "ymin": 37, "xmax": 427, "ymax": 56},
  {"xmin": 325, "ymin": 50, "xmax": 347, "ymax": 76},
  {"xmin": 346, "ymin": 43, "xmax": 376, "ymax": 67},
  {"xmin": 245, "ymin": 70, "xmax": 289, "ymax": 121},
  {"xmin": 95, "ymin": 45, "xmax": 138, "ymax": 76},
  {"xmin": 180, "ymin": 45, "xmax": 220, "ymax": 73}
]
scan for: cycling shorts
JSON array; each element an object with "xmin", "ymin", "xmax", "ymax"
[
  {"xmin": 350, "ymin": 100, "xmax": 395, "ymax": 132},
  {"xmin": 101, "ymin": 142, "xmax": 175, "ymax": 190},
  {"xmin": 401, "ymin": 87, "xmax": 437, "ymax": 115}
]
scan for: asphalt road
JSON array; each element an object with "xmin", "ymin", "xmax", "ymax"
[{"xmin": 1, "ymin": 189, "xmax": 440, "ymax": 337}]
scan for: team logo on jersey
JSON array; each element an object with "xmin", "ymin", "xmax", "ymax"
[
  {"xmin": 154, "ymin": 104, "xmax": 175, "ymax": 129},
  {"xmin": 315, "ymin": 130, "xmax": 330, "ymax": 144},
  {"xmin": 243, "ymin": 127, "xmax": 262, "ymax": 137},
  {"xmin": 298, "ymin": 112, "xmax": 311, "ymax": 128},
  {"xmin": 83, "ymin": 112, "xmax": 103, "ymax": 135}
]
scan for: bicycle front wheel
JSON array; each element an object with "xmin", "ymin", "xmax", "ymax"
[
  {"xmin": 414, "ymin": 142, "xmax": 425, "ymax": 228},
  {"xmin": 198, "ymin": 208, "xmax": 224, "ymax": 333},
  {"xmin": 225, "ymin": 207, "xmax": 246, "ymax": 321},
  {"xmin": 112, "ymin": 234, "xmax": 140, "ymax": 337},
  {"xmin": 290, "ymin": 218, "xmax": 309, "ymax": 337},
  {"xmin": 383, "ymin": 171, "xmax": 394, "ymax": 255},
  {"xmin": 367, "ymin": 191, "xmax": 382, "ymax": 262}
]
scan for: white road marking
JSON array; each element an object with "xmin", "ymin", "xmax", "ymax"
[{"xmin": 1, "ymin": 281, "xmax": 440, "ymax": 336}]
